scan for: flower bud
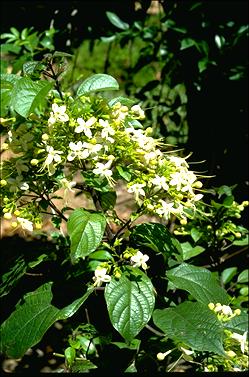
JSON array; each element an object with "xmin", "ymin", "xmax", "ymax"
[
  {"xmin": 11, "ymin": 221, "xmax": 18, "ymax": 228},
  {"xmin": 226, "ymin": 350, "xmax": 236, "ymax": 358},
  {"xmin": 14, "ymin": 210, "xmax": 21, "ymax": 216},
  {"xmin": 31, "ymin": 159, "xmax": 39, "ymax": 166},
  {"xmin": 1, "ymin": 143, "xmax": 9, "ymax": 150},
  {"xmin": 42, "ymin": 133, "xmax": 49, "ymax": 141},
  {"xmin": 3, "ymin": 212, "xmax": 12, "ymax": 220},
  {"xmin": 234, "ymin": 309, "xmax": 241, "ymax": 316},
  {"xmin": 0, "ymin": 179, "xmax": 7, "ymax": 186}
]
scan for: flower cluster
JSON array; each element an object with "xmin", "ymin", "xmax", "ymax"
[
  {"xmin": 208, "ymin": 302, "xmax": 241, "ymax": 322},
  {"xmin": 1, "ymin": 92, "xmax": 204, "ymax": 232}
]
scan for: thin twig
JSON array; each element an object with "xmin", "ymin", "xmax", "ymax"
[{"xmin": 145, "ymin": 324, "xmax": 165, "ymax": 337}]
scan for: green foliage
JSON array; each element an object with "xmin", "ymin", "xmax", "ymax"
[
  {"xmin": 105, "ymin": 267, "xmax": 155, "ymax": 341},
  {"xmin": 0, "ymin": 14, "xmax": 248, "ymax": 373},
  {"xmin": 167, "ymin": 263, "xmax": 230, "ymax": 305},
  {"xmin": 67, "ymin": 209, "xmax": 106, "ymax": 262},
  {"xmin": 153, "ymin": 302, "xmax": 225, "ymax": 355},
  {"xmin": 0, "ymin": 283, "xmax": 93, "ymax": 358},
  {"xmin": 76, "ymin": 73, "xmax": 119, "ymax": 97}
]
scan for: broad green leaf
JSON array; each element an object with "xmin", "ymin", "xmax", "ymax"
[
  {"xmin": 223, "ymin": 312, "xmax": 248, "ymax": 334},
  {"xmin": 0, "ymin": 73, "xmax": 22, "ymax": 86},
  {"xmin": 153, "ymin": 302, "xmax": 225, "ymax": 355},
  {"xmin": 167, "ymin": 263, "xmax": 230, "ymax": 305},
  {"xmin": 106, "ymin": 11, "xmax": 129, "ymax": 30},
  {"xmin": 88, "ymin": 250, "xmax": 114, "ymax": 261},
  {"xmin": 11, "ymin": 77, "xmax": 53, "ymax": 117},
  {"xmin": 0, "ymin": 283, "xmax": 93, "ymax": 358},
  {"xmin": 23, "ymin": 61, "xmax": 45, "ymax": 76},
  {"xmin": 67, "ymin": 209, "xmax": 106, "ymax": 262},
  {"xmin": 237, "ymin": 269, "xmax": 248, "ymax": 283},
  {"xmin": 109, "ymin": 96, "xmax": 135, "ymax": 107},
  {"xmin": 221, "ymin": 267, "xmax": 237, "ymax": 285},
  {"xmin": 181, "ymin": 242, "xmax": 205, "ymax": 261},
  {"xmin": 130, "ymin": 223, "xmax": 182, "ymax": 257},
  {"xmin": 77, "ymin": 74, "xmax": 119, "ymax": 97},
  {"xmin": 105, "ymin": 267, "xmax": 155, "ymax": 341}
]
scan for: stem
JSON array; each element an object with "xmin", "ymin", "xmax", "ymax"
[
  {"xmin": 145, "ymin": 324, "xmax": 165, "ymax": 337},
  {"xmin": 111, "ymin": 218, "xmax": 132, "ymax": 245},
  {"xmin": 45, "ymin": 195, "xmax": 68, "ymax": 222},
  {"xmin": 49, "ymin": 61, "xmax": 64, "ymax": 100}
]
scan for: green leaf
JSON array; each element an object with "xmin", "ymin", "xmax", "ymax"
[
  {"xmin": 0, "ymin": 283, "xmax": 93, "ymax": 358},
  {"xmin": 105, "ymin": 267, "xmax": 155, "ymax": 341},
  {"xmin": 223, "ymin": 312, "xmax": 248, "ymax": 335},
  {"xmin": 167, "ymin": 263, "xmax": 230, "ymax": 305},
  {"xmin": 65, "ymin": 347, "xmax": 76, "ymax": 367},
  {"xmin": 99, "ymin": 191, "xmax": 117, "ymax": 211},
  {"xmin": 233, "ymin": 235, "xmax": 249, "ymax": 246},
  {"xmin": 88, "ymin": 250, "xmax": 114, "ymax": 261},
  {"xmin": 130, "ymin": 222, "xmax": 182, "ymax": 257},
  {"xmin": 77, "ymin": 74, "xmax": 119, "ymax": 97},
  {"xmin": 181, "ymin": 242, "xmax": 205, "ymax": 261},
  {"xmin": 180, "ymin": 38, "xmax": 195, "ymax": 50},
  {"xmin": 223, "ymin": 195, "xmax": 234, "ymax": 207},
  {"xmin": 109, "ymin": 96, "xmax": 135, "ymax": 107},
  {"xmin": 23, "ymin": 61, "xmax": 45, "ymax": 76},
  {"xmin": 11, "ymin": 77, "xmax": 53, "ymax": 117},
  {"xmin": 237, "ymin": 269, "xmax": 249, "ymax": 283},
  {"xmin": 190, "ymin": 228, "xmax": 202, "ymax": 243},
  {"xmin": 116, "ymin": 165, "xmax": 132, "ymax": 181},
  {"xmin": 153, "ymin": 302, "xmax": 225, "ymax": 355},
  {"xmin": 106, "ymin": 11, "xmax": 129, "ymax": 30},
  {"xmin": 67, "ymin": 209, "xmax": 106, "ymax": 262},
  {"xmin": 71, "ymin": 360, "xmax": 97, "ymax": 372},
  {"xmin": 221, "ymin": 267, "xmax": 238, "ymax": 285},
  {"xmin": 0, "ymin": 256, "xmax": 26, "ymax": 297}
]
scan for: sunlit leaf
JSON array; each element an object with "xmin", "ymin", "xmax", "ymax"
[
  {"xmin": 153, "ymin": 302, "xmax": 225, "ymax": 355},
  {"xmin": 67, "ymin": 209, "xmax": 106, "ymax": 262},
  {"xmin": 0, "ymin": 283, "xmax": 93, "ymax": 358},
  {"xmin": 105, "ymin": 267, "xmax": 155, "ymax": 341},
  {"xmin": 167, "ymin": 263, "xmax": 230, "ymax": 304},
  {"xmin": 77, "ymin": 74, "xmax": 119, "ymax": 97}
]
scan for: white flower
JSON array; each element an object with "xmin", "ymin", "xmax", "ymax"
[
  {"xmin": 60, "ymin": 178, "xmax": 76, "ymax": 191},
  {"xmin": 99, "ymin": 119, "xmax": 115, "ymax": 143},
  {"xmin": 130, "ymin": 251, "xmax": 149, "ymax": 270},
  {"xmin": 155, "ymin": 200, "xmax": 174, "ymax": 220},
  {"xmin": 93, "ymin": 267, "xmax": 111, "ymax": 287},
  {"xmin": 75, "ymin": 117, "xmax": 96, "ymax": 137},
  {"xmin": 127, "ymin": 183, "xmax": 146, "ymax": 204},
  {"xmin": 82, "ymin": 142, "xmax": 102, "ymax": 156},
  {"xmin": 150, "ymin": 175, "xmax": 169, "ymax": 191},
  {"xmin": 48, "ymin": 103, "xmax": 69, "ymax": 125},
  {"xmin": 16, "ymin": 217, "xmax": 33, "ymax": 232},
  {"xmin": 193, "ymin": 193, "xmax": 204, "ymax": 201},
  {"xmin": 67, "ymin": 141, "xmax": 88, "ymax": 161},
  {"xmin": 41, "ymin": 145, "xmax": 63, "ymax": 175},
  {"xmin": 93, "ymin": 157, "xmax": 115, "ymax": 185},
  {"xmin": 230, "ymin": 331, "xmax": 248, "ymax": 354},
  {"xmin": 131, "ymin": 104, "xmax": 145, "ymax": 119},
  {"xmin": 168, "ymin": 155, "xmax": 189, "ymax": 168}
]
